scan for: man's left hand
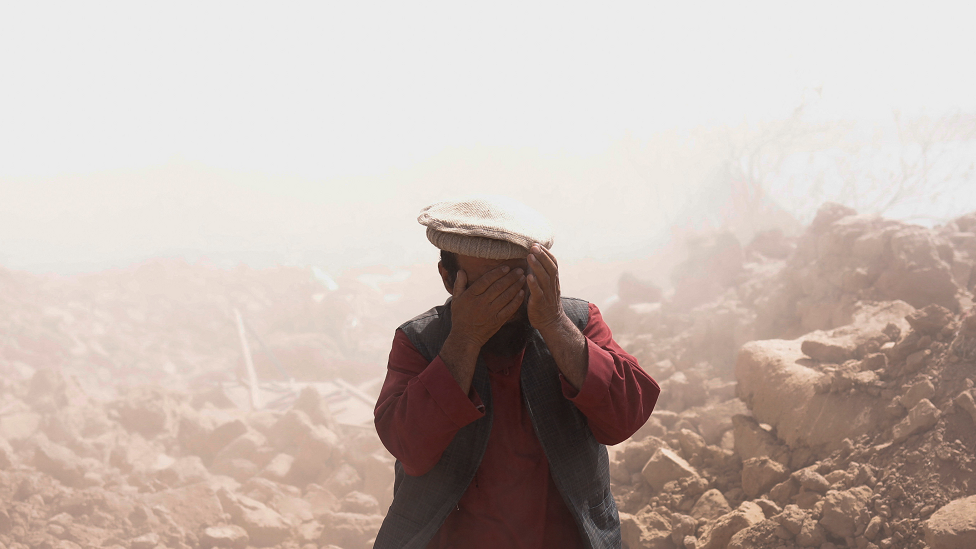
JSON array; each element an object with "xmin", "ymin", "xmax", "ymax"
[{"xmin": 526, "ymin": 243, "xmax": 566, "ymax": 330}]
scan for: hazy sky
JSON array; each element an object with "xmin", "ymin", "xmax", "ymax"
[{"xmin": 2, "ymin": 2, "xmax": 974, "ymax": 273}]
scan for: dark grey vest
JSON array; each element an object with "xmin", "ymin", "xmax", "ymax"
[{"xmin": 374, "ymin": 297, "xmax": 620, "ymax": 549}]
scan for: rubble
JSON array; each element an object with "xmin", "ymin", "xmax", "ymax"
[
  {"xmin": 1, "ymin": 203, "xmax": 975, "ymax": 548},
  {"xmin": 607, "ymin": 204, "xmax": 976, "ymax": 548}
]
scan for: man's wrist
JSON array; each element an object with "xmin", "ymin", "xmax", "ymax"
[{"xmin": 535, "ymin": 312, "xmax": 575, "ymax": 341}]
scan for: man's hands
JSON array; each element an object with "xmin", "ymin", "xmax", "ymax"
[
  {"xmin": 526, "ymin": 243, "xmax": 564, "ymax": 331},
  {"xmin": 439, "ymin": 264, "xmax": 525, "ymax": 394},
  {"xmin": 449, "ymin": 265, "xmax": 526, "ymax": 348},
  {"xmin": 527, "ymin": 243, "xmax": 589, "ymax": 390}
]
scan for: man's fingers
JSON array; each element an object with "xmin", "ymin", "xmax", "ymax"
[
  {"xmin": 467, "ymin": 265, "xmax": 511, "ymax": 295},
  {"xmin": 497, "ymin": 289, "xmax": 525, "ymax": 320},
  {"xmin": 529, "ymin": 244, "xmax": 558, "ymax": 279},
  {"xmin": 491, "ymin": 272, "xmax": 526, "ymax": 307},
  {"xmin": 528, "ymin": 254, "xmax": 551, "ymax": 289},
  {"xmin": 526, "ymin": 272, "xmax": 545, "ymax": 300},
  {"xmin": 453, "ymin": 270, "xmax": 468, "ymax": 298},
  {"xmin": 483, "ymin": 268, "xmax": 525, "ymax": 301}
]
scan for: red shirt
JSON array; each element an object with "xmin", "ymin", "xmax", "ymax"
[{"xmin": 374, "ymin": 303, "xmax": 659, "ymax": 549}]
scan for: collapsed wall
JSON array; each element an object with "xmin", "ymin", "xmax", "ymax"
[
  {"xmin": 609, "ymin": 204, "xmax": 976, "ymax": 549},
  {"xmin": 1, "ymin": 204, "xmax": 975, "ymax": 549}
]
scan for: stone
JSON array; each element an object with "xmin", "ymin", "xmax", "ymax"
[
  {"xmin": 33, "ymin": 436, "xmax": 85, "ymax": 487},
  {"xmin": 641, "ymin": 448, "xmax": 700, "ymax": 492},
  {"xmin": 768, "ymin": 478, "xmax": 798, "ymax": 505},
  {"xmin": 115, "ymin": 387, "xmax": 170, "ymax": 436},
  {"xmin": 776, "ymin": 504, "xmax": 807, "ymax": 535},
  {"xmin": 258, "ymin": 453, "xmax": 294, "ymax": 484},
  {"xmin": 924, "ymin": 495, "xmax": 976, "ymax": 549},
  {"xmin": 217, "ymin": 489, "xmax": 291, "ymax": 547},
  {"xmin": 129, "ymin": 533, "xmax": 159, "ymax": 549},
  {"xmin": 801, "ymin": 337, "xmax": 854, "ymax": 363},
  {"xmin": 146, "ymin": 483, "xmax": 225, "ymax": 533},
  {"xmin": 697, "ymin": 502, "xmax": 764, "ymax": 549},
  {"xmin": 319, "ymin": 511, "xmax": 384, "ymax": 549},
  {"xmin": 792, "ymin": 468, "xmax": 830, "ymax": 494},
  {"xmin": 690, "ymin": 489, "xmax": 731, "ymax": 521},
  {"xmin": 795, "ymin": 517, "xmax": 825, "ymax": 546},
  {"xmin": 741, "ymin": 457, "xmax": 790, "ymax": 498},
  {"xmin": 676, "ymin": 429, "xmax": 707, "ymax": 460},
  {"xmin": 731, "ymin": 415, "xmax": 789, "ymax": 465},
  {"xmin": 902, "ymin": 379, "xmax": 936, "ymax": 410},
  {"xmin": 736, "ymin": 335, "xmax": 890, "ymax": 451},
  {"xmin": 155, "ymin": 455, "xmax": 210, "ymax": 488},
  {"xmin": 670, "ymin": 513, "xmax": 697, "ymax": 546},
  {"xmin": 892, "ymin": 399, "xmax": 940, "ymax": 442},
  {"xmin": 200, "ymin": 525, "xmax": 249, "ymax": 549},
  {"xmin": 621, "ymin": 437, "xmax": 668, "ymax": 474},
  {"xmin": 820, "ymin": 486, "xmax": 873, "ymax": 539},
  {"xmin": 955, "ymin": 390, "xmax": 976, "ymax": 425},
  {"xmin": 906, "ymin": 304, "xmax": 954, "ymax": 335},
  {"xmin": 338, "ymin": 491, "xmax": 380, "ymax": 515},
  {"xmin": 322, "ymin": 463, "xmax": 363, "ymax": 497},
  {"xmin": 304, "ymin": 484, "xmax": 338, "ymax": 516},
  {"xmin": 291, "ymin": 387, "xmax": 336, "ymax": 428}
]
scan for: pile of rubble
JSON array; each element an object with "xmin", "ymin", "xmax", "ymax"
[
  {"xmin": 0, "ymin": 368, "xmax": 393, "ymax": 549},
  {"xmin": 608, "ymin": 205, "xmax": 976, "ymax": 549}
]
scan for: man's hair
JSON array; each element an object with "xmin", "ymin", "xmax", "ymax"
[{"xmin": 440, "ymin": 250, "xmax": 459, "ymax": 286}]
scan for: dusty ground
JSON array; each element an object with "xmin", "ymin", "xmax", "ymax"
[{"xmin": 1, "ymin": 203, "xmax": 975, "ymax": 549}]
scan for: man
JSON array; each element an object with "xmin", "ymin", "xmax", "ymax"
[{"xmin": 373, "ymin": 196, "xmax": 660, "ymax": 549}]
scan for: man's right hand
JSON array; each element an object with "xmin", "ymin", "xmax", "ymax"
[{"xmin": 438, "ymin": 265, "xmax": 525, "ymax": 393}]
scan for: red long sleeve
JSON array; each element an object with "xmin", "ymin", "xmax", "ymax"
[
  {"xmin": 373, "ymin": 302, "xmax": 659, "ymax": 549},
  {"xmin": 373, "ymin": 330, "xmax": 486, "ymax": 476},
  {"xmin": 560, "ymin": 303, "xmax": 660, "ymax": 445},
  {"xmin": 374, "ymin": 302, "xmax": 659, "ymax": 474}
]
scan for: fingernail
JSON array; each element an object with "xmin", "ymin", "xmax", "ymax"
[
  {"xmin": 515, "ymin": 268, "xmax": 523, "ymax": 275},
  {"xmin": 501, "ymin": 266, "xmax": 509, "ymax": 273}
]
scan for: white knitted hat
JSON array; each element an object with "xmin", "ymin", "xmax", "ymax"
[{"xmin": 418, "ymin": 195, "xmax": 554, "ymax": 260}]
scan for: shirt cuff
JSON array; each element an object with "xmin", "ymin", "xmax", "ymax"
[
  {"xmin": 418, "ymin": 356, "xmax": 485, "ymax": 428},
  {"xmin": 561, "ymin": 338, "xmax": 615, "ymax": 407}
]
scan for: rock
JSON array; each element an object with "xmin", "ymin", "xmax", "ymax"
[
  {"xmin": 955, "ymin": 390, "xmax": 976, "ymax": 425},
  {"xmin": 892, "ymin": 399, "xmax": 941, "ymax": 442},
  {"xmin": 258, "ymin": 454, "xmax": 294, "ymax": 484},
  {"xmin": 741, "ymin": 457, "xmax": 789, "ymax": 498},
  {"xmin": 676, "ymin": 429, "xmax": 707, "ymax": 460},
  {"xmin": 906, "ymin": 304, "xmax": 954, "ymax": 335},
  {"xmin": 801, "ymin": 336, "xmax": 854, "ymax": 363},
  {"xmin": 731, "ymin": 415, "xmax": 789, "ymax": 465},
  {"xmin": 155, "ymin": 455, "xmax": 210, "ymax": 487},
  {"xmin": 641, "ymin": 448, "xmax": 700, "ymax": 492},
  {"xmin": 776, "ymin": 504, "xmax": 807, "ymax": 535},
  {"xmin": 819, "ymin": 486, "xmax": 873, "ymax": 539},
  {"xmin": 218, "ymin": 489, "xmax": 291, "ymax": 547},
  {"xmin": 338, "ymin": 491, "xmax": 380, "ymax": 515},
  {"xmin": 670, "ymin": 514, "xmax": 697, "ymax": 546},
  {"xmin": 726, "ymin": 519, "xmax": 784, "ymax": 549},
  {"xmin": 146, "ymin": 482, "xmax": 225, "ymax": 533},
  {"xmin": 291, "ymin": 387, "xmax": 336, "ymax": 428},
  {"xmin": 697, "ymin": 502, "xmax": 764, "ymax": 549},
  {"xmin": 736, "ymin": 333, "xmax": 891, "ymax": 451},
  {"xmin": 690, "ymin": 489, "xmax": 731, "ymax": 521},
  {"xmin": 621, "ymin": 436, "xmax": 668, "ymax": 474},
  {"xmin": 0, "ymin": 436, "xmax": 14, "ymax": 469},
  {"xmin": 304, "ymin": 484, "xmax": 338, "ymax": 516},
  {"xmin": 864, "ymin": 516, "xmax": 884, "ymax": 540},
  {"xmin": 924, "ymin": 495, "xmax": 976, "ymax": 549},
  {"xmin": 795, "ymin": 518, "xmax": 825, "ymax": 546},
  {"xmin": 792, "ymin": 468, "xmax": 830, "ymax": 494},
  {"xmin": 322, "ymin": 463, "xmax": 363, "ymax": 497},
  {"xmin": 129, "ymin": 533, "xmax": 159, "ymax": 549},
  {"xmin": 200, "ymin": 525, "xmax": 249, "ymax": 549},
  {"xmin": 768, "ymin": 478, "xmax": 798, "ymax": 505},
  {"xmin": 214, "ymin": 430, "xmax": 273, "ymax": 468},
  {"xmin": 902, "ymin": 379, "xmax": 936, "ymax": 410},
  {"xmin": 319, "ymin": 511, "xmax": 384, "ymax": 549},
  {"xmin": 33, "ymin": 436, "xmax": 85, "ymax": 487},
  {"xmin": 115, "ymin": 387, "xmax": 171, "ymax": 436}
]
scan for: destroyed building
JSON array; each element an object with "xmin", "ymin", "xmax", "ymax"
[{"xmin": 1, "ymin": 204, "xmax": 975, "ymax": 548}]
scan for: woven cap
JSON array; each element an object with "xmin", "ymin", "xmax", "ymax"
[{"xmin": 418, "ymin": 196, "xmax": 554, "ymax": 260}]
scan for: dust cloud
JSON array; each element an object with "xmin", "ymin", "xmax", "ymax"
[{"xmin": 2, "ymin": 2, "xmax": 976, "ymax": 548}]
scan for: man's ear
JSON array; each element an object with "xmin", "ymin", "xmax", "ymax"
[{"xmin": 437, "ymin": 261, "xmax": 454, "ymax": 295}]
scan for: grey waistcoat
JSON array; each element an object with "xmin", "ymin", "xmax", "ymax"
[{"xmin": 373, "ymin": 297, "xmax": 620, "ymax": 549}]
